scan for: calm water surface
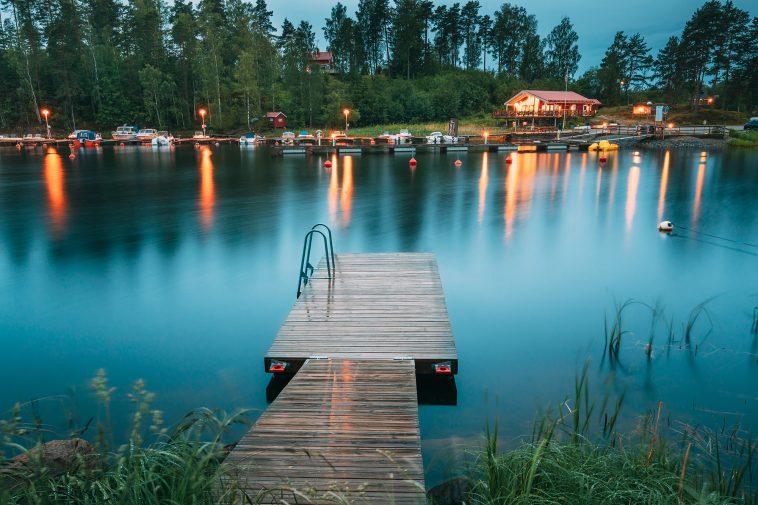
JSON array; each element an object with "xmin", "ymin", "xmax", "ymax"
[{"xmin": 1, "ymin": 145, "xmax": 757, "ymax": 483}]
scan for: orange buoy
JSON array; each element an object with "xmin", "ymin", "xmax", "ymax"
[
  {"xmin": 454, "ymin": 159, "xmax": 462, "ymax": 167},
  {"xmin": 42, "ymin": 143, "xmax": 47, "ymax": 148},
  {"xmin": 409, "ymin": 157, "xmax": 417, "ymax": 166},
  {"xmin": 324, "ymin": 160, "xmax": 332, "ymax": 168},
  {"xmin": 68, "ymin": 153, "xmax": 75, "ymax": 159},
  {"xmin": 505, "ymin": 157, "xmax": 513, "ymax": 164},
  {"xmin": 194, "ymin": 142, "xmax": 200, "ymax": 148},
  {"xmin": 16, "ymin": 142, "xmax": 21, "ymax": 148},
  {"xmin": 120, "ymin": 142, "xmax": 125, "ymax": 147},
  {"xmin": 599, "ymin": 155, "xmax": 607, "ymax": 163}
]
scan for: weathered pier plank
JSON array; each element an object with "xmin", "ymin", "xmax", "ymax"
[
  {"xmin": 265, "ymin": 253, "xmax": 458, "ymax": 374},
  {"xmin": 225, "ymin": 358, "xmax": 425, "ymax": 504}
]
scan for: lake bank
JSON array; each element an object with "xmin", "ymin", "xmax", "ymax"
[{"xmin": 2, "ymin": 368, "xmax": 755, "ymax": 504}]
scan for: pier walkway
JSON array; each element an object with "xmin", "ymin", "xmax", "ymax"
[{"xmin": 226, "ymin": 252, "xmax": 457, "ymax": 503}]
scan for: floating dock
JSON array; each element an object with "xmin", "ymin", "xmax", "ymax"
[{"xmin": 226, "ymin": 252, "xmax": 457, "ymax": 503}]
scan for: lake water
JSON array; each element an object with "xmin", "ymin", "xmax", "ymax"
[{"xmin": 1, "ymin": 144, "xmax": 757, "ymax": 484}]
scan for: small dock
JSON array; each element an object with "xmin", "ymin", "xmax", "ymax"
[
  {"xmin": 226, "ymin": 252, "xmax": 457, "ymax": 503},
  {"xmin": 265, "ymin": 253, "xmax": 457, "ymax": 374}
]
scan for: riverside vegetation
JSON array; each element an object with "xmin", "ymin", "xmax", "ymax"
[{"xmin": 2, "ymin": 299, "xmax": 757, "ymax": 505}]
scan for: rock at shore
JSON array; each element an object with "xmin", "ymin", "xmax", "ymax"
[
  {"xmin": 1, "ymin": 438, "xmax": 98, "ymax": 485},
  {"xmin": 640, "ymin": 136, "xmax": 726, "ymax": 150}
]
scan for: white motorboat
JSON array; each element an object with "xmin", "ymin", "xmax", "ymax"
[
  {"xmin": 151, "ymin": 131, "xmax": 175, "ymax": 146},
  {"xmin": 112, "ymin": 125, "xmax": 139, "ymax": 141},
  {"xmin": 426, "ymin": 131, "xmax": 457, "ymax": 144},
  {"xmin": 136, "ymin": 128, "xmax": 159, "ymax": 142},
  {"xmin": 239, "ymin": 132, "xmax": 261, "ymax": 146},
  {"xmin": 22, "ymin": 133, "xmax": 47, "ymax": 143}
]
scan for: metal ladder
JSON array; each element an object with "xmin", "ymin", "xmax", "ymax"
[{"xmin": 296, "ymin": 224, "xmax": 335, "ymax": 298}]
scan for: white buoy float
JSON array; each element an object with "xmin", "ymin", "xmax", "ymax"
[{"xmin": 658, "ymin": 221, "xmax": 674, "ymax": 232}]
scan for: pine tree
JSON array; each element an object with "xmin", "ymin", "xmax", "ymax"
[{"xmin": 543, "ymin": 17, "xmax": 580, "ymax": 81}]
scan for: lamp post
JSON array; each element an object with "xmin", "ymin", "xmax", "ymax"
[
  {"xmin": 199, "ymin": 108, "xmax": 207, "ymax": 137},
  {"xmin": 343, "ymin": 108, "xmax": 349, "ymax": 133},
  {"xmin": 41, "ymin": 108, "xmax": 51, "ymax": 139}
]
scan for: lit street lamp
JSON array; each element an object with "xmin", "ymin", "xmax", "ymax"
[
  {"xmin": 41, "ymin": 108, "xmax": 51, "ymax": 139},
  {"xmin": 199, "ymin": 108, "xmax": 207, "ymax": 137},
  {"xmin": 343, "ymin": 108, "xmax": 349, "ymax": 133}
]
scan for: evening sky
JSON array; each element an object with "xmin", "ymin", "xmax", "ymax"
[{"xmin": 270, "ymin": 0, "xmax": 758, "ymax": 73}]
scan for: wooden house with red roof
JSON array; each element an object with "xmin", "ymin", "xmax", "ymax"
[
  {"xmin": 494, "ymin": 90, "xmax": 601, "ymax": 123},
  {"xmin": 312, "ymin": 51, "xmax": 336, "ymax": 74},
  {"xmin": 266, "ymin": 112, "xmax": 287, "ymax": 128}
]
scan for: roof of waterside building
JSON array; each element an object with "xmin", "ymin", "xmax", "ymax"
[
  {"xmin": 312, "ymin": 51, "xmax": 333, "ymax": 61},
  {"xmin": 266, "ymin": 111, "xmax": 287, "ymax": 118},
  {"xmin": 506, "ymin": 90, "xmax": 601, "ymax": 105}
]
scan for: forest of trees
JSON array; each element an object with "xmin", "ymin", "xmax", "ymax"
[{"xmin": 0, "ymin": 0, "xmax": 755, "ymax": 132}]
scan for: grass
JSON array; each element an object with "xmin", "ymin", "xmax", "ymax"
[
  {"xmin": 729, "ymin": 130, "xmax": 758, "ymax": 148},
  {"xmin": 2, "ymin": 333, "xmax": 757, "ymax": 504},
  {"xmin": 0, "ymin": 372, "xmax": 253, "ymax": 505},
  {"xmin": 468, "ymin": 362, "xmax": 757, "ymax": 505}
]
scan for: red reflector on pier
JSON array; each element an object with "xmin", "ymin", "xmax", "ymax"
[
  {"xmin": 269, "ymin": 361, "xmax": 288, "ymax": 373},
  {"xmin": 433, "ymin": 363, "xmax": 452, "ymax": 375}
]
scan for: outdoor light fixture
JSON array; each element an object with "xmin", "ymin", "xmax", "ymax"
[
  {"xmin": 41, "ymin": 108, "xmax": 51, "ymax": 139},
  {"xmin": 199, "ymin": 108, "xmax": 207, "ymax": 137}
]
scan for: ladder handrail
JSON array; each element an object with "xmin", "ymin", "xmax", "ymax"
[
  {"xmin": 311, "ymin": 223, "xmax": 335, "ymax": 272},
  {"xmin": 297, "ymin": 228, "xmax": 332, "ymax": 298}
]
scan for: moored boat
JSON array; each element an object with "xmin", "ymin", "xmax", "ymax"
[
  {"xmin": 281, "ymin": 131, "xmax": 295, "ymax": 145},
  {"xmin": 112, "ymin": 125, "xmax": 139, "ymax": 141},
  {"xmin": 136, "ymin": 128, "xmax": 159, "ymax": 142},
  {"xmin": 297, "ymin": 131, "xmax": 315, "ymax": 145},
  {"xmin": 22, "ymin": 133, "xmax": 47, "ymax": 143},
  {"xmin": 239, "ymin": 132, "xmax": 261, "ymax": 146},
  {"xmin": 151, "ymin": 131, "xmax": 175, "ymax": 146},
  {"xmin": 73, "ymin": 130, "xmax": 102, "ymax": 148}
]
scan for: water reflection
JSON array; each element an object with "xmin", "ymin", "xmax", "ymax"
[
  {"xmin": 199, "ymin": 147, "xmax": 215, "ymax": 231},
  {"xmin": 44, "ymin": 148, "xmax": 66, "ymax": 236},
  {"xmin": 478, "ymin": 152, "xmax": 488, "ymax": 224},
  {"xmin": 658, "ymin": 151, "xmax": 670, "ymax": 221},
  {"xmin": 328, "ymin": 155, "xmax": 338, "ymax": 224},
  {"xmin": 693, "ymin": 162, "xmax": 706, "ymax": 226},
  {"xmin": 340, "ymin": 156, "xmax": 353, "ymax": 227},
  {"xmin": 504, "ymin": 156, "xmax": 519, "ymax": 240},
  {"xmin": 625, "ymin": 166, "xmax": 640, "ymax": 232}
]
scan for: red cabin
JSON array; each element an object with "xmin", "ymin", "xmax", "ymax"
[
  {"xmin": 266, "ymin": 111, "xmax": 287, "ymax": 129},
  {"xmin": 494, "ymin": 90, "xmax": 601, "ymax": 123}
]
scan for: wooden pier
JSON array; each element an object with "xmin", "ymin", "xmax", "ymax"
[
  {"xmin": 226, "ymin": 252, "xmax": 457, "ymax": 503},
  {"xmin": 265, "ymin": 253, "xmax": 457, "ymax": 375}
]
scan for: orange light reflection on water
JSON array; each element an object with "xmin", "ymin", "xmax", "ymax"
[
  {"xmin": 625, "ymin": 166, "xmax": 640, "ymax": 232},
  {"xmin": 478, "ymin": 152, "xmax": 488, "ymax": 224},
  {"xmin": 199, "ymin": 147, "xmax": 215, "ymax": 231},
  {"xmin": 44, "ymin": 148, "xmax": 66, "ymax": 235},
  {"xmin": 340, "ymin": 156, "xmax": 353, "ymax": 226},
  {"xmin": 693, "ymin": 162, "xmax": 706, "ymax": 226},
  {"xmin": 657, "ymin": 151, "xmax": 670, "ymax": 221},
  {"xmin": 328, "ymin": 155, "xmax": 339, "ymax": 224},
  {"xmin": 503, "ymin": 154, "xmax": 536, "ymax": 241}
]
